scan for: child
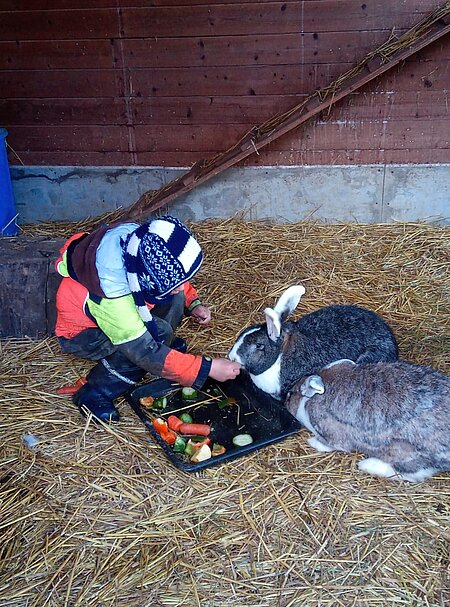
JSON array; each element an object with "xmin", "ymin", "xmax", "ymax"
[{"xmin": 55, "ymin": 215, "xmax": 240, "ymax": 422}]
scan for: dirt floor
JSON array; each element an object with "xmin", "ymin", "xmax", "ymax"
[{"xmin": 1, "ymin": 219, "xmax": 449, "ymax": 607}]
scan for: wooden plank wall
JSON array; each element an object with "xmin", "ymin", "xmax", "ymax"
[{"xmin": 0, "ymin": 0, "xmax": 449, "ymax": 167}]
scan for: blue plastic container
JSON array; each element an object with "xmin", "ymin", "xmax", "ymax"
[{"xmin": 0, "ymin": 128, "xmax": 19, "ymax": 236}]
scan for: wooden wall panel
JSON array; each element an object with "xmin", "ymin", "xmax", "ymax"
[
  {"xmin": 132, "ymin": 119, "xmax": 450, "ymax": 154},
  {"xmin": 1, "ymin": 98, "xmax": 127, "ymax": 126},
  {"xmin": 119, "ymin": 31, "xmax": 404, "ymax": 69},
  {"xmin": 6, "ymin": 0, "xmax": 437, "ymax": 8},
  {"xmin": 129, "ymin": 56, "xmax": 450, "ymax": 97},
  {"xmin": 13, "ymin": 151, "xmax": 133, "ymax": 165},
  {"xmin": 8, "ymin": 126, "xmax": 129, "ymax": 152},
  {"xmin": 0, "ymin": 9, "xmax": 119, "ymax": 40},
  {"xmin": 1, "ymin": 0, "xmax": 448, "ymax": 167},
  {"xmin": 16, "ymin": 89, "xmax": 447, "ymax": 128},
  {"xmin": 0, "ymin": 70, "xmax": 122, "ymax": 98},
  {"xmin": 0, "ymin": 40, "xmax": 114, "ymax": 70},
  {"xmin": 119, "ymin": 2, "xmax": 441, "ymax": 38}
]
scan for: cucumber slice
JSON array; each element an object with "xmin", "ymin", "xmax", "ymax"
[
  {"xmin": 232, "ymin": 433, "xmax": 254, "ymax": 447},
  {"xmin": 180, "ymin": 412, "xmax": 193, "ymax": 423},
  {"xmin": 181, "ymin": 387, "xmax": 198, "ymax": 401},
  {"xmin": 153, "ymin": 396, "xmax": 168, "ymax": 409}
]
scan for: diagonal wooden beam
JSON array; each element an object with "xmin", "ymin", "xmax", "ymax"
[{"xmin": 118, "ymin": 4, "xmax": 450, "ymax": 223}]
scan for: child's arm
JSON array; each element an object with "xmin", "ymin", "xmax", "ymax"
[
  {"xmin": 183, "ymin": 282, "xmax": 211, "ymax": 324},
  {"xmin": 86, "ymin": 294, "xmax": 212, "ymax": 389}
]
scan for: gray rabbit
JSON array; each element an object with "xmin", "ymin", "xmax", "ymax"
[
  {"xmin": 286, "ymin": 359, "xmax": 450, "ymax": 482},
  {"xmin": 228, "ymin": 286, "xmax": 398, "ymax": 400}
]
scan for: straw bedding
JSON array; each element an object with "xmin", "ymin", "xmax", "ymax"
[{"xmin": 1, "ymin": 218, "xmax": 449, "ymax": 607}]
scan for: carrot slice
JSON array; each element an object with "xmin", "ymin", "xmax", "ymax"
[
  {"xmin": 178, "ymin": 422, "xmax": 211, "ymax": 437},
  {"xmin": 56, "ymin": 376, "xmax": 87, "ymax": 395},
  {"xmin": 167, "ymin": 414, "xmax": 183, "ymax": 432}
]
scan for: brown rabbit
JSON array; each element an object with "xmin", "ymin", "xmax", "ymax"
[{"xmin": 286, "ymin": 359, "xmax": 450, "ymax": 482}]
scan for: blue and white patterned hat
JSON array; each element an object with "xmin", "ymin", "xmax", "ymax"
[{"xmin": 122, "ymin": 216, "xmax": 203, "ymax": 340}]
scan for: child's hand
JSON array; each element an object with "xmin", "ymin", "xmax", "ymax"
[
  {"xmin": 209, "ymin": 358, "xmax": 241, "ymax": 382},
  {"xmin": 191, "ymin": 305, "xmax": 211, "ymax": 325}
]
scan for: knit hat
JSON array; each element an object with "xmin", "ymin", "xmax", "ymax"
[{"xmin": 122, "ymin": 216, "xmax": 203, "ymax": 341}]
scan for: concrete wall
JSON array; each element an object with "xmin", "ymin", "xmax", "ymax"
[{"xmin": 11, "ymin": 163, "xmax": 450, "ymax": 225}]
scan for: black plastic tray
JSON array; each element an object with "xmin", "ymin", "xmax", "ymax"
[{"xmin": 126, "ymin": 372, "xmax": 302, "ymax": 472}]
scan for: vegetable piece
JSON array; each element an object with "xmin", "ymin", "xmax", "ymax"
[
  {"xmin": 167, "ymin": 415, "xmax": 183, "ymax": 432},
  {"xmin": 153, "ymin": 396, "xmax": 168, "ymax": 409},
  {"xmin": 152, "ymin": 417, "xmax": 168, "ymax": 433},
  {"xmin": 212, "ymin": 443, "xmax": 226, "ymax": 457},
  {"xmin": 181, "ymin": 387, "xmax": 198, "ymax": 401},
  {"xmin": 178, "ymin": 422, "xmax": 211, "ymax": 437},
  {"xmin": 139, "ymin": 396, "xmax": 155, "ymax": 409},
  {"xmin": 172, "ymin": 437, "xmax": 187, "ymax": 453},
  {"xmin": 184, "ymin": 438, "xmax": 210, "ymax": 456},
  {"xmin": 232, "ymin": 433, "xmax": 254, "ymax": 447},
  {"xmin": 56, "ymin": 376, "xmax": 87, "ymax": 396},
  {"xmin": 152, "ymin": 417, "xmax": 177, "ymax": 445},
  {"xmin": 184, "ymin": 441, "xmax": 197, "ymax": 457},
  {"xmin": 190, "ymin": 443, "xmax": 212, "ymax": 463},
  {"xmin": 190, "ymin": 436, "xmax": 211, "ymax": 445},
  {"xmin": 179, "ymin": 412, "xmax": 193, "ymax": 423},
  {"xmin": 161, "ymin": 430, "xmax": 177, "ymax": 445},
  {"xmin": 218, "ymin": 397, "xmax": 237, "ymax": 409}
]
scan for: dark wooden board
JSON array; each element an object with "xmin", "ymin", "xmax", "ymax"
[
  {"xmin": 119, "ymin": 3, "xmax": 428, "ymax": 38},
  {"xmin": 12, "ymin": 147, "xmax": 450, "ymax": 167},
  {"xmin": 0, "ymin": 9, "xmax": 118, "ymax": 41},
  {"xmin": 128, "ymin": 58, "xmax": 450, "ymax": 98},
  {"xmin": 122, "ymin": 118, "xmax": 450, "ymax": 153},
  {"xmin": 7, "ymin": 117, "xmax": 449, "ymax": 156},
  {"xmin": 130, "ymin": 91, "xmax": 450, "ymax": 125},
  {"xmin": 0, "ymin": 70, "xmax": 122, "ymax": 98},
  {"xmin": 0, "ymin": 40, "xmax": 115, "ymax": 70},
  {"xmin": 1, "ymin": 98, "xmax": 128, "ymax": 126},
  {"xmin": 0, "ymin": 0, "xmax": 439, "ymax": 9},
  {"xmin": 0, "ymin": 2, "xmax": 440, "ymax": 41},
  {"xmin": 0, "ymin": 237, "xmax": 64, "ymax": 339},
  {"xmin": 1, "ymin": 34, "xmax": 447, "ymax": 73},
  {"xmin": 1, "ymin": 54, "xmax": 447, "ymax": 105},
  {"xmin": 6, "ymin": 125, "xmax": 129, "ymax": 152},
  {"xmin": 119, "ymin": 31, "xmax": 408, "ymax": 68},
  {"xmin": 250, "ymin": 148, "xmax": 450, "ymax": 165},
  {"xmin": 6, "ymin": 151, "xmax": 134, "ymax": 165}
]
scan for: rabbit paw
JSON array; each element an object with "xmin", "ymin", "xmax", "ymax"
[
  {"xmin": 308, "ymin": 436, "xmax": 335, "ymax": 452},
  {"xmin": 358, "ymin": 457, "xmax": 398, "ymax": 479},
  {"xmin": 359, "ymin": 458, "xmax": 436, "ymax": 482},
  {"xmin": 396, "ymin": 468, "xmax": 437, "ymax": 483}
]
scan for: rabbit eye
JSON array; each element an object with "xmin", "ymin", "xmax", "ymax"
[{"xmin": 256, "ymin": 342, "xmax": 265, "ymax": 351}]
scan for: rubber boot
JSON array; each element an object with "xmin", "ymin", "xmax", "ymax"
[{"xmin": 73, "ymin": 352, "xmax": 146, "ymax": 422}]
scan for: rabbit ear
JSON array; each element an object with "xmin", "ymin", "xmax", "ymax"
[
  {"xmin": 301, "ymin": 375, "xmax": 325, "ymax": 397},
  {"xmin": 273, "ymin": 285, "xmax": 306, "ymax": 323},
  {"xmin": 264, "ymin": 307, "xmax": 281, "ymax": 341}
]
